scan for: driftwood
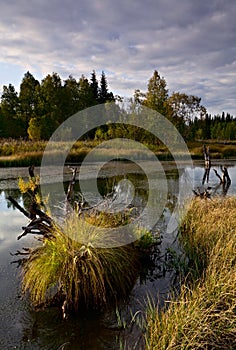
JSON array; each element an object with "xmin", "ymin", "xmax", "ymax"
[
  {"xmin": 194, "ymin": 145, "xmax": 231, "ymax": 198},
  {"xmin": 213, "ymin": 166, "xmax": 231, "ymax": 185},
  {"xmin": 8, "ymin": 164, "xmax": 89, "ymax": 244},
  {"xmin": 7, "ymin": 195, "xmax": 53, "ymax": 240},
  {"xmin": 7, "ymin": 165, "xmax": 54, "ymax": 243}
]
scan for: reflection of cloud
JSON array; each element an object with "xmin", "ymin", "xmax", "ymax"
[
  {"xmin": 0, "ymin": 211, "xmax": 27, "ymax": 251},
  {"xmin": 0, "ymin": 0, "xmax": 236, "ymax": 115}
]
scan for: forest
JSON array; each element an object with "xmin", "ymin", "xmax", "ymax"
[{"xmin": 0, "ymin": 69, "xmax": 235, "ymax": 142}]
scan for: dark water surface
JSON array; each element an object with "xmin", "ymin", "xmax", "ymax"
[{"xmin": 0, "ymin": 160, "xmax": 235, "ymax": 349}]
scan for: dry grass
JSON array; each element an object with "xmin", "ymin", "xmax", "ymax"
[
  {"xmin": 145, "ymin": 197, "xmax": 236, "ymax": 349},
  {"xmin": 187, "ymin": 141, "xmax": 236, "ymax": 159}
]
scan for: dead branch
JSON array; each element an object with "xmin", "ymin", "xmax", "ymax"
[
  {"xmin": 28, "ymin": 165, "xmax": 35, "ymax": 178},
  {"xmin": 202, "ymin": 145, "xmax": 211, "ymax": 185},
  {"xmin": 66, "ymin": 166, "xmax": 78, "ymax": 201},
  {"xmin": 7, "ymin": 196, "xmax": 31, "ymax": 218},
  {"xmin": 221, "ymin": 166, "xmax": 231, "ymax": 184},
  {"xmin": 192, "ymin": 187, "xmax": 211, "ymax": 199},
  {"xmin": 203, "ymin": 144, "xmax": 211, "ymax": 169},
  {"xmin": 213, "ymin": 169, "xmax": 222, "ymax": 183},
  {"xmin": 17, "ymin": 216, "xmax": 53, "ymax": 240}
]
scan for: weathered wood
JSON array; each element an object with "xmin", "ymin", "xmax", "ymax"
[
  {"xmin": 194, "ymin": 145, "xmax": 232, "ymax": 198},
  {"xmin": 213, "ymin": 169, "xmax": 222, "ymax": 183},
  {"xmin": 66, "ymin": 166, "xmax": 78, "ymax": 201},
  {"xmin": 202, "ymin": 168, "xmax": 210, "ymax": 185},
  {"xmin": 28, "ymin": 165, "xmax": 35, "ymax": 178},
  {"xmin": 221, "ymin": 165, "xmax": 231, "ymax": 184},
  {"xmin": 203, "ymin": 144, "xmax": 211, "ymax": 169},
  {"xmin": 202, "ymin": 144, "xmax": 211, "ymax": 185},
  {"xmin": 7, "ymin": 196, "xmax": 31, "ymax": 218},
  {"xmin": 193, "ymin": 188, "xmax": 211, "ymax": 199},
  {"xmin": 213, "ymin": 166, "xmax": 231, "ymax": 185}
]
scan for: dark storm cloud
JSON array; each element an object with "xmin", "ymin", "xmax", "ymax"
[{"xmin": 0, "ymin": 0, "xmax": 235, "ymax": 114}]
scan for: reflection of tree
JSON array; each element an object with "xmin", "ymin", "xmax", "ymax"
[
  {"xmin": 97, "ymin": 172, "xmax": 149, "ymax": 205},
  {"xmin": 3, "ymin": 188, "xmax": 22, "ymax": 209},
  {"xmin": 212, "ymin": 167, "xmax": 231, "ymax": 196},
  {"xmin": 3, "ymin": 182, "xmax": 40, "ymax": 213}
]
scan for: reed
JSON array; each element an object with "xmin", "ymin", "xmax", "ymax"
[{"xmin": 145, "ymin": 197, "xmax": 236, "ymax": 349}]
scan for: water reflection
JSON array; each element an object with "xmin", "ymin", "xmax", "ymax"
[{"xmin": 0, "ymin": 160, "xmax": 235, "ymax": 349}]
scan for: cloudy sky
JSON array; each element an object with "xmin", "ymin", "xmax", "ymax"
[{"xmin": 0, "ymin": 0, "xmax": 235, "ymax": 115}]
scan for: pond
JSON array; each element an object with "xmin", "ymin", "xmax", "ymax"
[{"xmin": 0, "ymin": 160, "xmax": 235, "ymax": 349}]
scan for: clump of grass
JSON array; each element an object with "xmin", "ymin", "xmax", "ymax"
[
  {"xmin": 84, "ymin": 208, "xmax": 131, "ymax": 228},
  {"xmin": 180, "ymin": 197, "xmax": 236, "ymax": 276},
  {"xmin": 22, "ymin": 213, "xmax": 141, "ymax": 312},
  {"xmin": 145, "ymin": 197, "xmax": 236, "ymax": 349}
]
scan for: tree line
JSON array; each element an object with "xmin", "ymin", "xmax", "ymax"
[
  {"xmin": 0, "ymin": 70, "xmax": 114, "ymax": 140},
  {"xmin": 0, "ymin": 69, "xmax": 235, "ymax": 141}
]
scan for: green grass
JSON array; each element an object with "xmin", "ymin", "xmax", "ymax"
[
  {"xmin": 144, "ymin": 197, "xmax": 236, "ymax": 349},
  {"xmin": 1, "ymin": 138, "xmax": 236, "ymax": 167},
  {"xmin": 15, "ymin": 170, "xmax": 159, "ymax": 316},
  {"xmin": 0, "ymin": 138, "xmax": 186, "ymax": 167},
  {"xmin": 22, "ymin": 213, "xmax": 142, "ymax": 311},
  {"xmin": 21, "ymin": 205, "xmax": 159, "ymax": 313}
]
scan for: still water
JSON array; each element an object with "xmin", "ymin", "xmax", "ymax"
[{"xmin": 0, "ymin": 160, "xmax": 235, "ymax": 349}]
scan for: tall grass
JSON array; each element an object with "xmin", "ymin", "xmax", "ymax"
[
  {"xmin": 145, "ymin": 197, "xmax": 236, "ymax": 349},
  {"xmin": 22, "ymin": 212, "xmax": 142, "ymax": 312},
  {"xmin": 1, "ymin": 139, "xmax": 236, "ymax": 167}
]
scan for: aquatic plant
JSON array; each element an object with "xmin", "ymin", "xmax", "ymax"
[
  {"xmin": 145, "ymin": 197, "xmax": 236, "ymax": 349},
  {"xmin": 22, "ymin": 213, "xmax": 141, "ymax": 313}
]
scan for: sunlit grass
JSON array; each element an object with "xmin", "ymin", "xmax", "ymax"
[
  {"xmin": 145, "ymin": 197, "xmax": 236, "ymax": 349},
  {"xmin": 0, "ymin": 138, "xmax": 179, "ymax": 166},
  {"xmin": 21, "ymin": 212, "xmax": 143, "ymax": 312}
]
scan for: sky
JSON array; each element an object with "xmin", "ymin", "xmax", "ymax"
[{"xmin": 0, "ymin": 0, "xmax": 236, "ymax": 116}]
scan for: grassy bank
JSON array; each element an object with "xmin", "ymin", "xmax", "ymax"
[
  {"xmin": 1, "ymin": 139, "xmax": 236, "ymax": 167},
  {"xmin": 0, "ymin": 139, "xmax": 96, "ymax": 167},
  {"xmin": 145, "ymin": 197, "xmax": 236, "ymax": 349},
  {"xmin": 188, "ymin": 140, "xmax": 236, "ymax": 159}
]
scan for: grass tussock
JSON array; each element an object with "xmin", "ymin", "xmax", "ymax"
[
  {"xmin": 22, "ymin": 213, "xmax": 141, "ymax": 312},
  {"xmin": 145, "ymin": 197, "xmax": 236, "ymax": 350}
]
